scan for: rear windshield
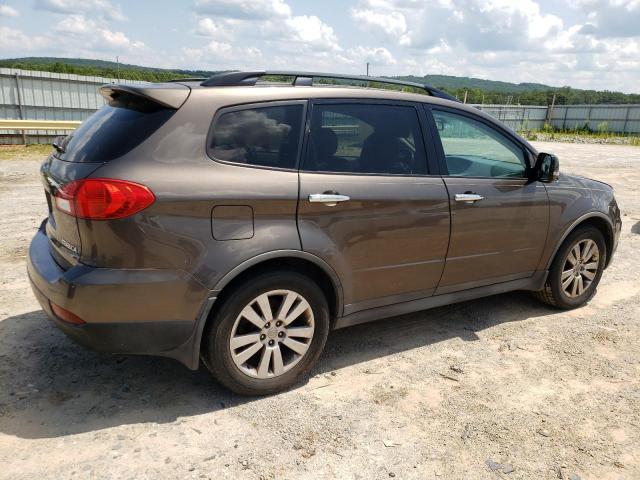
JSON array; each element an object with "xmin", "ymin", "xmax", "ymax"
[{"xmin": 54, "ymin": 94, "xmax": 174, "ymax": 163}]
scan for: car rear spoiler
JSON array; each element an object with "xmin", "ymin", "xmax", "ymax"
[{"xmin": 99, "ymin": 83, "xmax": 191, "ymax": 109}]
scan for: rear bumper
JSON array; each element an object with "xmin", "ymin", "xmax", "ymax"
[{"xmin": 27, "ymin": 223, "xmax": 213, "ymax": 368}]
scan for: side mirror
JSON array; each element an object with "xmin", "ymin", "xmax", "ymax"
[{"xmin": 533, "ymin": 152, "xmax": 559, "ymax": 182}]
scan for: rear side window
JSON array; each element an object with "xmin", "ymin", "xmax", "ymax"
[
  {"xmin": 303, "ymin": 103, "xmax": 427, "ymax": 175},
  {"xmin": 209, "ymin": 104, "xmax": 304, "ymax": 169},
  {"xmin": 55, "ymin": 93, "xmax": 174, "ymax": 163}
]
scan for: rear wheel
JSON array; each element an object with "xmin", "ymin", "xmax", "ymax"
[
  {"xmin": 204, "ymin": 271, "xmax": 330, "ymax": 395},
  {"xmin": 534, "ymin": 226, "xmax": 606, "ymax": 309}
]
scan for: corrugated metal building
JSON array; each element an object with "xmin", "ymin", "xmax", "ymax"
[
  {"xmin": 1, "ymin": 68, "xmax": 639, "ymax": 143},
  {"xmin": 0, "ymin": 68, "xmax": 147, "ymax": 143}
]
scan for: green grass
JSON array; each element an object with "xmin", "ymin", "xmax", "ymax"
[
  {"xmin": 520, "ymin": 128, "xmax": 640, "ymax": 146},
  {"xmin": 0, "ymin": 144, "xmax": 52, "ymax": 160}
]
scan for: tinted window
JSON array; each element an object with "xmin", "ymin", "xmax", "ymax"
[
  {"xmin": 56, "ymin": 94, "xmax": 174, "ymax": 163},
  {"xmin": 209, "ymin": 104, "xmax": 304, "ymax": 169},
  {"xmin": 433, "ymin": 110, "xmax": 526, "ymax": 178},
  {"xmin": 304, "ymin": 104, "xmax": 426, "ymax": 175}
]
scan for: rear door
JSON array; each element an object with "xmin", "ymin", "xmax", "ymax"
[
  {"xmin": 426, "ymin": 106, "xmax": 549, "ymax": 294},
  {"xmin": 297, "ymin": 100, "xmax": 450, "ymax": 315}
]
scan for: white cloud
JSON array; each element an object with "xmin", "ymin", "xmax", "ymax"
[
  {"xmin": 195, "ymin": 17, "xmax": 232, "ymax": 39},
  {"xmin": 194, "ymin": 0, "xmax": 291, "ymax": 20},
  {"xmin": 284, "ymin": 15, "xmax": 340, "ymax": 51},
  {"xmin": 351, "ymin": 0, "xmax": 563, "ymax": 51},
  {"xmin": 52, "ymin": 14, "xmax": 144, "ymax": 50},
  {"xmin": 567, "ymin": 0, "xmax": 640, "ymax": 38},
  {"xmin": 347, "ymin": 46, "xmax": 396, "ymax": 66},
  {"xmin": 0, "ymin": 4, "xmax": 19, "ymax": 16},
  {"xmin": 350, "ymin": 8, "xmax": 410, "ymax": 44},
  {"xmin": 34, "ymin": 0, "xmax": 125, "ymax": 21},
  {"xmin": 0, "ymin": 26, "xmax": 48, "ymax": 51},
  {"xmin": 181, "ymin": 40, "xmax": 262, "ymax": 69}
]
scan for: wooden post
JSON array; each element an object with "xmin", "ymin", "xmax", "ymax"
[
  {"xmin": 546, "ymin": 93, "xmax": 556, "ymax": 125},
  {"xmin": 14, "ymin": 73, "xmax": 27, "ymax": 145},
  {"xmin": 622, "ymin": 105, "xmax": 631, "ymax": 135}
]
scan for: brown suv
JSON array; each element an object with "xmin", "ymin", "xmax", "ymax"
[{"xmin": 27, "ymin": 71, "xmax": 621, "ymax": 395}]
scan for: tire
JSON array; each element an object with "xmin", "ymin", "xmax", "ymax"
[
  {"xmin": 204, "ymin": 271, "xmax": 330, "ymax": 396},
  {"xmin": 534, "ymin": 225, "xmax": 606, "ymax": 309}
]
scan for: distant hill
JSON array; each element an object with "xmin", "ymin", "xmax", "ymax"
[
  {"xmin": 397, "ymin": 74, "xmax": 553, "ymax": 93},
  {"xmin": 1, "ymin": 57, "xmax": 639, "ymax": 105},
  {"xmin": 0, "ymin": 57, "xmax": 217, "ymax": 82}
]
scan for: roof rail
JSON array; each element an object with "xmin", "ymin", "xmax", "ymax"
[
  {"xmin": 166, "ymin": 77, "xmax": 209, "ymax": 83},
  {"xmin": 200, "ymin": 70, "xmax": 459, "ymax": 102}
]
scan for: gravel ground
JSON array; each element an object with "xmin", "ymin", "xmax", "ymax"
[{"xmin": 0, "ymin": 141, "xmax": 638, "ymax": 480}]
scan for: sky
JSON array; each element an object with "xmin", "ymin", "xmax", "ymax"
[{"xmin": 0, "ymin": 0, "xmax": 639, "ymax": 93}]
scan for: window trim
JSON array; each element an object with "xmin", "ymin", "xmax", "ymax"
[
  {"xmin": 206, "ymin": 99, "xmax": 308, "ymax": 172},
  {"xmin": 300, "ymin": 98, "xmax": 437, "ymax": 178},
  {"xmin": 425, "ymin": 104, "xmax": 536, "ymax": 180}
]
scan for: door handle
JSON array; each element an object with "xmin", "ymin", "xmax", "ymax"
[
  {"xmin": 455, "ymin": 193, "xmax": 484, "ymax": 204},
  {"xmin": 309, "ymin": 193, "xmax": 351, "ymax": 207}
]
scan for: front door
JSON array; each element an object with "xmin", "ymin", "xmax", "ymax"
[
  {"xmin": 297, "ymin": 101, "xmax": 450, "ymax": 315},
  {"xmin": 428, "ymin": 107, "xmax": 549, "ymax": 294}
]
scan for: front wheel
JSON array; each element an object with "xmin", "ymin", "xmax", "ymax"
[
  {"xmin": 534, "ymin": 226, "xmax": 606, "ymax": 309},
  {"xmin": 204, "ymin": 271, "xmax": 330, "ymax": 395}
]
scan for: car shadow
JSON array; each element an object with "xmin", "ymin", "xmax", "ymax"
[{"xmin": 0, "ymin": 291, "xmax": 555, "ymax": 439}]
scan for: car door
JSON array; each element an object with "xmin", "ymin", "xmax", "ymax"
[
  {"xmin": 297, "ymin": 100, "xmax": 450, "ymax": 315},
  {"xmin": 427, "ymin": 106, "xmax": 549, "ymax": 294}
]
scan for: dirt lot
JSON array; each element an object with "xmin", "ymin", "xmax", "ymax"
[{"xmin": 0, "ymin": 141, "xmax": 638, "ymax": 480}]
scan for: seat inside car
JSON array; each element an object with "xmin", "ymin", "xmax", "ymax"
[
  {"xmin": 360, "ymin": 124, "xmax": 412, "ymax": 174},
  {"xmin": 309, "ymin": 128, "xmax": 349, "ymax": 172}
]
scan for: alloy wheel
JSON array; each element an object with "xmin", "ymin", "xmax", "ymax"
[
  {"xmin": 560, "ymin": 239, "xmax": 600, "ymax": 298},
  {"xmin": 229, "ymin": 289, "xmax": 315, "ymax": 379}
]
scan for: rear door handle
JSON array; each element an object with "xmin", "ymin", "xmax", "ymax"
[
  {"xmin": 308, "ymin": 193, "xmax": 351, "ymax": 207},
  {"xmin": 455, "ymin": 193, "xmax": 484, "ymax": 204}
]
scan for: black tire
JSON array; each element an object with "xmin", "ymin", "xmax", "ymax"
[
  {"xmin": 534, "ymin": 225, "xmax": 607, "ymax": 309},
  {"xmin": 204, "ymin": 271, "xmax": 330, "ymax": 396}
]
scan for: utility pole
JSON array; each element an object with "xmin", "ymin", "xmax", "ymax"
[
  {"xmin": 366, "ymin": 62, "xmax": 369, "ymax": 77},
  {"xmin": 116, "ymin": 56, "xmax": 120, "ymax": 82},
  {"xmin": 463, "ymin": 90, "xmax": 468, "ymax": 104}
]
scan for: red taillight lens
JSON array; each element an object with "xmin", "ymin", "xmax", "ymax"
[
  {"xmin": 51, "ymin": 302, "xmax": 86, "ymax": 325},
  {"xmin": 54, "ymin": 178, "xmax": 155, "ymax": 220}
]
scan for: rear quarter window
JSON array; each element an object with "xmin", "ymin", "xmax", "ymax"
[
  {"xmin": 208, "ymin": 103, "xmax": 305, "ymax": 170},
  {"xmin": 55, "ymin": 93, "xmax": 174, "ymax": 163}
]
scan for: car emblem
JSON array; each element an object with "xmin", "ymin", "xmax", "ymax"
[{"xmin": 59, "ymin": 238, "xmax": 79, "ymax": 254}]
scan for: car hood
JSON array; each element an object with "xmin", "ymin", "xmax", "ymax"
[{"xmin": 558, "ymin": 173, "xmax": 613, "ymax": 191}]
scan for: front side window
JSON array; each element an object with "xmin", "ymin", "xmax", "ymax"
[
  {"xmin": 304, "ymin": 103, "xmax": 427, "ymax": 175},
  {"xmin": 433, "ymin": 110, "xmax": 527, "ymax": 178},
  {"xmin": 209, "ymin": 104, "xmax": 304, "ymax": 169}
]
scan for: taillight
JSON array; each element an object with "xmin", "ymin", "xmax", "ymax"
[
  {"xmin": 54, "ymin": 178, "xmax": 155, "ymax": 220},
  {"xmin": 51, "ymin": 302, "xmax": 86, "ymax": 325}
]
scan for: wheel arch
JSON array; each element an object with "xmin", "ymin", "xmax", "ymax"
[
  {"xmin": 196, "ymin": 251, "xmax": 344, "ymax": 363},
  {"xmin": 546, "ymin": 212, "xmax": 614, "ymax": 270}
]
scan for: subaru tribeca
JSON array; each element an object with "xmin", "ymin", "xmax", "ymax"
[{"xmin": 27, "ymin": 71, "xmax": 621, "ymax": 395}]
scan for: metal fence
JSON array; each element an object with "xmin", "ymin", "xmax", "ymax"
[
  {"xmin": 0, "ymin": 68, "xmax": 146, "ymax": 144},
  {"xmin": 472, "ymin": 104, "xmax": 640, "ymax": 134},
  {"xmin": 1, "ymin": 68, "xmax": 640, "ymax": 144}
]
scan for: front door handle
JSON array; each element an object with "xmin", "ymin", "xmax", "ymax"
[
  {"xmin": 309, "ymin": 193, "xmax": 351, "ymax": 207},
  {"xmin": 455, "ymin": 193, "xmax": 484, "ymax": 204}
]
